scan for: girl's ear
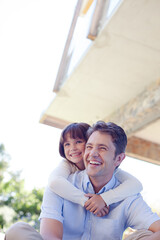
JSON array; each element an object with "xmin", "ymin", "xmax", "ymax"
[{"xmin": 115, "ymin": 153, "xmax": 125, "ymax": 167}]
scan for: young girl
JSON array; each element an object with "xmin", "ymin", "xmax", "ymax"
[{"xmin": 48, "ymin": 122, "xmax": 143, "ymax": 216}]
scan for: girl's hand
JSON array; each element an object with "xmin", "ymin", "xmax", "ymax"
[
  {"xmin": 96, "ymin": 206, "xmax": 110, "ymax": 217},
  {"xmin": 84, "ymin": 193, "xmax": 109, "ymax": 216}
]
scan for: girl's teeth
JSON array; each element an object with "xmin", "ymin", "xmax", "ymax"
[{"xmin": 72, "ymin": 153, "xmax": 80, "ymax": 156}]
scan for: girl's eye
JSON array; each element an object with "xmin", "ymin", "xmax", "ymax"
[
  {"xmin": 76, "ymin": 140, "xmax": 83, "ymax": 144},
  {"xmin": 64, "ymin": 143, "xmax": 70, "ymax": 147}
]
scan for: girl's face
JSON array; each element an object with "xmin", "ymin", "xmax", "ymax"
[{"xmin": 63, "ymin": 133, "xmax": 86, "ymax": 170}]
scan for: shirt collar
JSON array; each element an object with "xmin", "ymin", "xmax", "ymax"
[{"xmin": 83, "ymin": 170, "xmax": 116, "ymax": 194}]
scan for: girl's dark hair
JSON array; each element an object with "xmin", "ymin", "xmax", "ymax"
[
  {"xmin": 87, "ymin": 121, "xmax": 127, "ymax": 156},
  {"xmin": 59, "ymin": 122, "xmax": 90, "ymax": 158}
]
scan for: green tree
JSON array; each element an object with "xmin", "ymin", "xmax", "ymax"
[{"xmin": 0, "ymin": 144, "xmax": 44, "ymax": 231}]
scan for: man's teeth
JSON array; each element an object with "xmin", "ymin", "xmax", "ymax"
[{"xmin": 89, "ymin": 160, "xmax": 101, "ymax": 165}]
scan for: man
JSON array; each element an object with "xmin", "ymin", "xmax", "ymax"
[{"xmin": 5, "ymin": 121, "xmax": 160, "ymax": 240}]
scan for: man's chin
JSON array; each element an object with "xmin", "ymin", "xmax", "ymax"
[{"xmin": 86, "ymin": 168, "xmax": 99, "ymax": 177}]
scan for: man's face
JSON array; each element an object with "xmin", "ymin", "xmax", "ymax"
[{"xmin": 84, "ymin": 131, "xmax": 124, "ymax": 184}]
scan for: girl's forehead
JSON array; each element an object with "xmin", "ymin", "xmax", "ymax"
[
  {"xmin": 63, "ymin": 132, "xmax": 84, "ymax": 142},
  {"xmin": 64, "ymin": 132, "xmax": 72, "ymax": 141}
]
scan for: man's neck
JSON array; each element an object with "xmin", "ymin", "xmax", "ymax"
[{"xmin": 89, "ymin": 175, "xmax": 113, "ymax": 193}]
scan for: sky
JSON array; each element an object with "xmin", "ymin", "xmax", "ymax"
[
  {"xmin": 0, "ymin": 0, "xmax": 160, "ymax": 211},
  {"xmin": 0, "ymin": 0, "xmax": 76, "ymax": 187}
]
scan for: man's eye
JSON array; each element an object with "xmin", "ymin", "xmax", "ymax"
[
  {"xmin": 86, "ymin": 145, "xmax": 92, "ymax": 149},
  {"xmin": 99, "ymin": 147, "xmax": 107, "ymax": 151}
]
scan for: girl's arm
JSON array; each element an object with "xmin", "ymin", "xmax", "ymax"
[
  {"xmin": 48, "ymin": 159, "xmax": 88, "ymax": 207},
  {"xmin": 84, "ymin": 169, "xmax": 143, "ymax": 215},
  {"xmin": 101, "ymin": 168, "xmax": 143, "ymax": 205}
]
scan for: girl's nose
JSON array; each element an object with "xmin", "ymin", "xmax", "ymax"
[{"xmin": 71, "ymin": 143, "xmax": 77, "ymax": 150}]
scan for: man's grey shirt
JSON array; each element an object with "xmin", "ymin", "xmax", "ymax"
[{"xmin": 40, "ymin": 170, "xmax": 159, "ymax": 240}]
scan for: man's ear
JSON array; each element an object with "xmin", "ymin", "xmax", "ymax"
[{"xmin": 115, "ymin": 153, "xmax": 125, "ymax": 167}]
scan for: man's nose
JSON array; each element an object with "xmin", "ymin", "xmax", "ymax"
[{"xmin": 89, "ymin": 148, "xmax": 99, "ymax": 157}]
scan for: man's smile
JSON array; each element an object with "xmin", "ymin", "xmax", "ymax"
[
  {"xmin": 89, "ymin": 160, "xmax": 101, "ymax": 165},
  {"xmin": 87, "ymin": 158, "xmax": 102, "ymax": 166}
]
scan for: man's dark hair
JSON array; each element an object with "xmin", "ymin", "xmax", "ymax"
[
  {"xmin": 59, "ymin": 122, "xmax": 90, "ymax": 158},
  {"xmin": 87, "ymin": 121, "xmax": 127, "ymax": 156}
]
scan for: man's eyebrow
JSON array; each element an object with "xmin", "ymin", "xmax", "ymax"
[
  {"xmin": 86, "ymin": 142, "xmax": 92, "ymax": 145},
  {"xmin": 86, "ymin": 143, "xmax": 109, "ymax": 148},
  {"xmin": 98, "ymin": 144, "xmax": 109, "ymax": 148}
]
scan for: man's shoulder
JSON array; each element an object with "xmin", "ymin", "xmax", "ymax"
[
  {"xmin": 122, "ymin": 192, "xmax": 152, "ymax": 215},
  {"xmin": 123, "ymin": 192, "xmax": 142, "ymax": 204}
]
